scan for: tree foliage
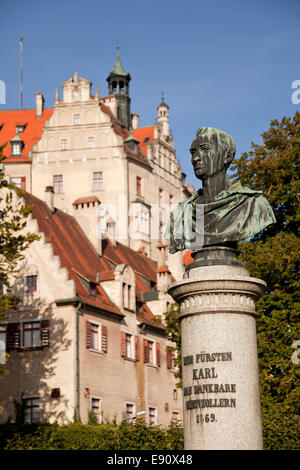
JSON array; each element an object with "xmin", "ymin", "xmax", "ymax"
[{"xmin": 0, "ymin": 144, "xmax": 39, "ymax": 376}]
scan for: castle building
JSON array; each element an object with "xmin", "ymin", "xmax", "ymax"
[
  {"xmin": 0, "ymin": 188, "xmax": 181, "ymax": 425},
  {"xmin": 0, "ymin": 49, "xmax": 193, "ymax": 426},
  {"xmin": 0, "ymin": 49, "xmax": 193, "ymax": 280}
]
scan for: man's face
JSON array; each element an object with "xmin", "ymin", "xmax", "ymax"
[{"xmin": 190, "ymin": 135, "xmax": 215, "ymax": 180}]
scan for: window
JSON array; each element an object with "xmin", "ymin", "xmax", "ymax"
[
  {"xmin": 6, "ymin": 320, "xmax": 50, "ymax": 350},
  {"xmin": 159, "ymin": 189, "xmax": 163, "ymax": 206},
  {"xmin": 23, "ymin": 397, "xmax": 41, "ymax": 424},
  {"xmin": 90, "ymin": 397, "xmax": 102, "ymax": 423},
  {"xmin": 125, "ymin": 402, "xmax": 136, "ymax": 423},
  {"xmin": 25, "ymin": 274, "xmax": 37, "ymax": 293},
  {"xmin": 136, "ymin": 176, "xmax": 142, "ymax": 197},
  {"xmin": 88, "ymin": 137, "xmax": 95, "ymax": 148},
  {"xmin": 74, "ymin": 114, "xmax": 80, "ymax": 125},
  {"xmin": 86, "ymin": 321, "xmax": 108, "ymax": 353},
  {"xmin": 93, "ymin": 172, "xmax": 104, "ymax": 191},
  {"xmin": 11, "ymin": 176, "xmax": 26, "ymax": 191},
  {"xmin": 144, "ymin": 339, "xmax": 160, "ymax": 366},
  {"xmin": 167, "ymin": 349, "xmax": 175, "ymax": 370},
  {"xmin": 12, "ymin": 143, "xmax": 22, "ymax": 155},
  {"xmin": 23, "ymin": 321, "xmax": 41, "ymax": 348},
  {"xmin": 122, "ymin": 283, "xmax": 133, "ymax": 311},
  {"xmin": 16, "ymin": 125, "xmax": 25, "ymax": 133},
  {"xmin": 171, "ymin": 411, "xmax": 179, "ymax": 423},
  {"xmin": 148, "ymin": 406, "xmax": 157, "ymax": 426},
  {"xmin": 121, "ymin": 332, "xmax": 139, "ymax": 361},
  {"xmin": 61, "ymin": 139, "xmax": 68, "ymax": 150},
  {"xmin": 53, "ymin": 174, "xmax": 63, "ymax": 193},
  {"xmin": 0, "ymin": 325, "xmax": 6, "ymax": 364},
  {"xmin": 169, "ymin": 195, "xmax": 174, "ymax": 208}
]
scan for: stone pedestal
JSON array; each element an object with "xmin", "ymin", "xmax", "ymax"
[{"xmin": 168, "ymin": 262, "xmax": 265, "ymax": 450}]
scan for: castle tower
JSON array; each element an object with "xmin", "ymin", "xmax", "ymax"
[
  {"xmin": 106, "ymin": 45, "xmax": 131, "ymax": 129},
  {"xmin": 157, "ymin": 92, "xmax": 170, "ymax": 138}
]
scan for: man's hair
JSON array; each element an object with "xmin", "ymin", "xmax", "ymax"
[{"xmin": 196, "ymin": 127, "xmax": 236, "ymax": 167}]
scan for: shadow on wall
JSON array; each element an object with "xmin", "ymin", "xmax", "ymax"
[{"xmin": 0, "ymin": 267, "xmax": 72, "ymax": 425}]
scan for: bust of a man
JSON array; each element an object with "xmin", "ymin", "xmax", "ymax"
[{"xmin": 166, "ymin": 127, "xmax": 275, "ymax": 255}]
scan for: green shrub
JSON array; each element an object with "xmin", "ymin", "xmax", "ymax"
[{"xmin": 0, "ymin": 420, "xmax": 184, "ymax": 450}]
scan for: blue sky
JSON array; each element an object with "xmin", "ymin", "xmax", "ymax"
[{"xmin": 1, "ymin": 0, "xmax": 300, "ymax": 187}]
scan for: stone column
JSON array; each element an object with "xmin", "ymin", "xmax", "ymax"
[{"xmin": 168, "ymin": 255, "xmax": 265, "ymax": 450}]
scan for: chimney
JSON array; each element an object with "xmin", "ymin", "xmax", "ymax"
[
  {"xmin": 45, "ymin": 186, "xmax": 54, "ymax": 212},
  {"xmin": 156, "ymin": 243, "xmax": 171, "ymax": 291},
  {"xmin": 36, "ymin": 92, "xmax": 44, "ymax": 117},
  {"xmin": 131, "ymin": 113, "xmax": 139, "ymax": 129}
]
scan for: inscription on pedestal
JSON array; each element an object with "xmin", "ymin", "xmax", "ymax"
[{"xmin": 183, "ymin": 351, "xmax": 236, "ymax": 424}]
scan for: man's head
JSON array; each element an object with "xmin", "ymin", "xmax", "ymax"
[{"xmin": 190, "ymin": 127, "xmax": 236, "ymax": 180}]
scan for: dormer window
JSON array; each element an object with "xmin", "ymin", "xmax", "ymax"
[
  {"xmin": 12, "ymin": 142, "xmax": 22, "ymax": 155},
  {"xmin": 10, "ymin": 129, "xmax": 24, "ymax": 156},
  {"xmin": 16, "ymin": 125, "xmax": 26, "ymax": 133}
]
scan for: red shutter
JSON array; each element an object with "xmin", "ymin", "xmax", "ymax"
[
  {"xmin": 121, "ymin": 332, "xmax": 126, "ymax": 357},
  {"xmin": 6, "ymin": 323, "xmax": 20, "ymax": 351},
  {"xmin": 156, "ymin": 342, "xmax": 160, "ymax": 367},
  {"xmin": 40, "ymin": 320, "xmax": 50, "ymax": 347},
  {"xmin": 102, "ymin": 326, "xmax": 108, "ymax": 353},
  {"xmin": 167, "ymin": 349, "xmax": 173, "ymax": 369},
  {"xmin": 21, "ymin": 177, "xmax": 26, "ymax": 191},
  {"xmin": 135, "ymin": 336, "xmax": 139, "ymax": 361},
  {"xmin": 86, "ymin": 321, "xmax": 92, "ymax": 349},
  {"xmin": 143, "ymin": 339, "xmax": 149, "ymax": 363}
]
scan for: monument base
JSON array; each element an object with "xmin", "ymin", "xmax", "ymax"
[{"xmin": 168, "ymin": 262, "xmax": 265, "ymax": 450}]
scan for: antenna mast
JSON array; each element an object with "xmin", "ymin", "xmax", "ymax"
[{"xmin": 20, "ymin": 36, "xmax": 23, "ymax": 109}]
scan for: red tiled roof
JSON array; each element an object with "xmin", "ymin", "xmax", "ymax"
[
  {"xmin": 23, "ymin": 192, "xmax": 120, "ymax": 315},
  {"xmin": 73, "ymin": 195, "xmax": 100, "ymax": 205},
  {"xmin": 22, "ymin": 193, "xmax": 164, "ymax": 327},
  {"xmin": 132, "ymin": 126, "xmax": 154, "ymax": 158},
  {"xmin": 0, "ymin": 108, "xmax": 53, "ymax": 160}
]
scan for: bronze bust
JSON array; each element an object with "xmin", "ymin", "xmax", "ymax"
[{"xmin": 166, "ymin": 127, "xmax": 275, "ymax": 265}]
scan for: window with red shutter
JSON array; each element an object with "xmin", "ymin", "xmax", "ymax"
[
  {"xmin": 40, "ymin": 320, "xmax": 50, "ymax": 347},
  {"xmin": 143, "ymin": 339, "xmax": 149, "ymax": 363},
  {"xmin": 167, "ymin": 350, "xmax": 173, "ymax": 369},
  {"xmin": 102, "ymin": 326, "xmax": 108, "ymax": 353},
  {"xmin": 6, "ymin": 323, "xmax": 20, "ymax": 351},
  {"xmin": 121, "ymin": 331, "xmax": 126, "ymax": 357},
  {"xmin": 86, "ymin": 321, "xmax": 92, "ymax": 349},
  {"xmin": 156, "ymin": 342, "xmax": 160, "ymax": 367}
]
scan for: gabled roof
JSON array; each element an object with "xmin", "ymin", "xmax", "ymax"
[
  {"xmin": 0, "ymin": 109, "xmax": 53, "ymax": 161},
  {"xmin": 23, "ymin": 193, "xmax": 162, "ymax": 327},
  {"xmin": 132, "ymin": 126, "xmax": 155, "ymax": 159},
  {"xmin": 23, "ymin": 192, "xmax": 120, "ymax": 315}
]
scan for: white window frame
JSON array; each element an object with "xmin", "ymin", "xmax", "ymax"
[
  {"xmin": 53, "ymin": 174, "xmax": 63, "ymax": 194},
  {"xmin": 90, "ymin": 396, "xmax": 102, "ymax": 423},
  {"xmin": 92, "ymin": 171, "xmax": 104, "ymax": 191},
  {"xmin": 124, "ymin": 331, "xmax": 135, "ymax": 360},
  {"xmin": 24, "ymin": 273, "xmax": 38, "ymax": 294},
  {"xmin": 61, "ymin": 139, "xmax": 68, "ymax": 150},
  {"xmin": 12, "ymin": 143, "xmax": 21, "ymax": 155},
  {"xmin": 124, "ymin": 402, "xmax": 136, "ymax": 423},
  {"xmin": 88, "ymin": 137, "xmax": 95, "ymax": 148},
  {"xmin": 88, "ymin": 320, "xmax": 103, "ymax": 353},
  {"xmin": 74, "ymin": 114, "xmax": 81, "ymax": 125},
  {"xmin": 148, "ymin": 405, "xmax": 158, "ymax": 426}
]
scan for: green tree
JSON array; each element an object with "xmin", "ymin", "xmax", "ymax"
[
  {"xmin": 0, "ymin": 144, "xmax": 39, "ymax": 377},
  {"xmin": 231, "ymin": 112, "xmax": 300, "ymax": 449}
]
